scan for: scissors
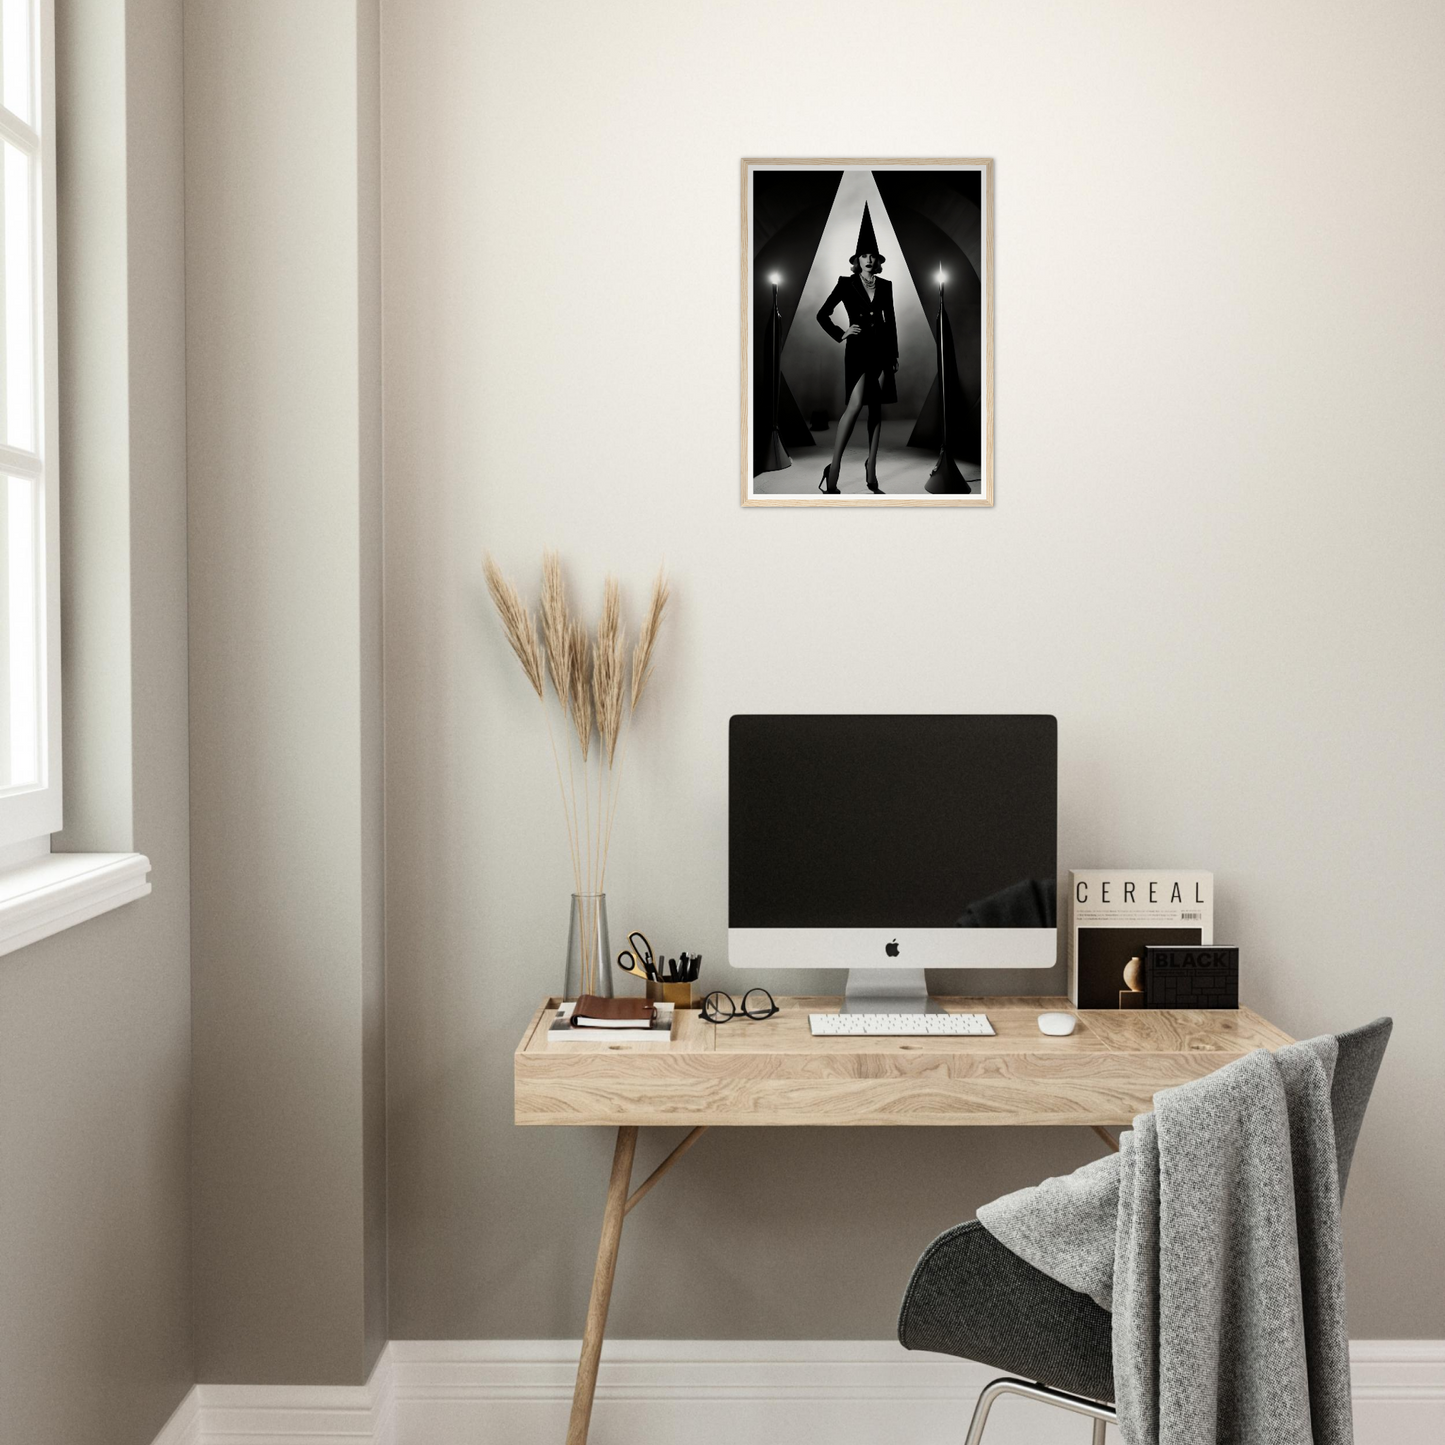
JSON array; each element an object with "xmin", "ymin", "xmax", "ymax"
[{"xmin": 616, "ymin": 931, "xmax": 657, "ymax": 982}]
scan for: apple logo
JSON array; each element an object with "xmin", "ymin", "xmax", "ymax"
[{"xmin": 885, "ymin": 939, "xmax": 900, "ymax": 957}]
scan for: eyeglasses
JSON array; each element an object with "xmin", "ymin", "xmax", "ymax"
[{"xmin": 700, "ymin": 988, "xmax": 778, "ymax": 1023}]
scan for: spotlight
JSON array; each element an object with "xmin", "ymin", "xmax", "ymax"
[{"xmin": 768, "ymin": 272, "xmax": 781, "ymax": 286}]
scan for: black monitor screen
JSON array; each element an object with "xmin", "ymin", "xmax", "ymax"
[{"xmin": 729, "ymin": 715, "xmax": 1057, "ymax": 929}]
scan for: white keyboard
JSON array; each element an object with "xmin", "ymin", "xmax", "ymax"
[{"xmin": 808, "ymin": 1012, "xmax": 995, "ymax": 1037}]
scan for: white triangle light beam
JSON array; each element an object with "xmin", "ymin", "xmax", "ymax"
[{"xmin": 780, "ymin": 170, "xmax": 937, "ymax": 422}]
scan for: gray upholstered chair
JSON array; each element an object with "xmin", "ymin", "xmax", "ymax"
[{"xmin": 898, "ymin": 1018, "xmax": 1392, "ymax": 1444}]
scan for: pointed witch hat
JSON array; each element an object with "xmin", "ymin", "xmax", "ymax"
[{"xmin": 849, "ymin": 202, "xmax": 886, "ymax": 267}]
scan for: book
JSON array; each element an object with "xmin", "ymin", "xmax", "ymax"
[
  {"xmin": 1068, "ymin": 870, "xmax": 1213, "ymax": 1009},
  {"xmin": 546, "ymin": 1000, "xmax": 676, "ymax": 1045},
  {"xmin": 571, "ymin": 994, "xmax": 656, "ymax": 1028},
  {"xmin": 1143, "ymin": 944, "xmax": 1239, "ymax": 1009}
]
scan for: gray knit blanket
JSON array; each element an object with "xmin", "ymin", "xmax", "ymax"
[{"xmin": 977, "ymin": 1038, "xmax": 1352, "ymax": 1445}]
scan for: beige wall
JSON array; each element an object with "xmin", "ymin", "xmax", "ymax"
[
  {"xmin": 186, "ymin": 0, "xmax": 385, "ymax": 1386},
  {"xmin": 0, "ymin": 2, "xmax": 193, "ymax": 1443},
  {"xmin": 382, "ymin": 0, "xmax": 1445, "ymax": 1342},
  {"xmin": 357, "ymin": 0, "xmax": 389, "ymax": 1375}
]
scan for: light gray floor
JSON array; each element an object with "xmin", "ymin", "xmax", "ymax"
[{"xmin": 752, "ymin": 418, "xmax": 982, "ymax": 497}]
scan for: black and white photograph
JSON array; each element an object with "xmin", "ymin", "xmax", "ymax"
[{"xmin": 742, "ymin": 158, "xmax": 993, "ymax": 506}]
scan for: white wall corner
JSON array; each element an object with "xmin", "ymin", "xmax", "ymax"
[{"xmin": 152, "ymin": 1339, "xmax": 1445, "ymax": 1445}]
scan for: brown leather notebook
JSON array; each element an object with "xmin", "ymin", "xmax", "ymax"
[{"xmin": 571, "ymin": 995, "xmax": 656, "ymax": 1028}]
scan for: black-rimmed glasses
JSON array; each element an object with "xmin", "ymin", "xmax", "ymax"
[{"xmin": 700, "ymin": 988, "xmax": 778, "ymax": 1023}]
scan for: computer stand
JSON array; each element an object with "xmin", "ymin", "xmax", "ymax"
[{"xmin": 840, "ymin": 967, "xmax": 942, "ymax": 1014}]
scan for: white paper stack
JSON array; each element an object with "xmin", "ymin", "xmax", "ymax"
[{"xmin": 545, "ymin": 1000, "xmax": 676, "ymax": 1045}]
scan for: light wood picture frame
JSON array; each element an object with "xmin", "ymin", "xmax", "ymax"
[{"xmin": 741, "ymin": 158, "xmax": 994, "ymax": 507}]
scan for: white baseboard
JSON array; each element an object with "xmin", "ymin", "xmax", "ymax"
[
  {"xmin": 150, "ymin": 1385, "xmax": 200, "ymax": 1445},
  {"xmin": 150, "ymin": 1339, "xmax": 1445, "ymax": 1445},
  {"xmin": 149, "ymin": 1353, "xmax": 394, "ymax": 1445}
]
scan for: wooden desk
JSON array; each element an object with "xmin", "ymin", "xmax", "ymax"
[{"xmin": 514, "ymin": 995, "xmax": 1293, "ymax": 1444}]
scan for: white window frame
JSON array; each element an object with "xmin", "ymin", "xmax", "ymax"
[
  {"xmin": 0, "ymin": 0, "xmax": 59, "ymax": 852},
  {"xmin": 0, "ymin": 0, "xmax": 150, "ymax": 955}
]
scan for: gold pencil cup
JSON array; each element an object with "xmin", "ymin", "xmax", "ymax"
[{"xmin": 647, "ymin": 980, "xmax": 693, "ymax": 1009}]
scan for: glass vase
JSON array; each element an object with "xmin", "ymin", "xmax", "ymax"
[{"xmin": 564, "ymin": 893, "xmax": 612, "ymax": 1001}]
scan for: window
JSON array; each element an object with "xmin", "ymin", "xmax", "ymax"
[
  {"xmin": 0, "ymin": 0, "xmax": 150, "ymax": 951},
  {"xmin": 0, "ymin": 0, "xmax": 57, "ymax": 855}
]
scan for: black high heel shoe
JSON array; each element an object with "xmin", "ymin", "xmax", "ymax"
[
  {"xmin": 865, "ymin": 461, "xmax": 884, "ymax": 495},
  {"xmin": 818, "ymin": 465, "xmax": 841, "ymax": 495}
]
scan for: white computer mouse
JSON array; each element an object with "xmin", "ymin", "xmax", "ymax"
[{"xmin": 1037, "ymin": 1011, "xmax": 1078, "ymax": 1036}]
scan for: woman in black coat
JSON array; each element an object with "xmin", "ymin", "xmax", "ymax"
[{"xmin": 815, "ymin": 248, "xmax": 898, "ymax": 494}]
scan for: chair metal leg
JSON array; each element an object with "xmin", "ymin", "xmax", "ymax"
[
  {"xmin": 963, "ymin": 1377, "xmax": 1117, "ymax": 1445},
  {"xmin": 962, "ymin": 1379, "xmax": 1008, "ymax": 1445}
]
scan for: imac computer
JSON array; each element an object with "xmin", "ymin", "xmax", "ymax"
[{"xmin": 728, "ymin": 714, "xmax": 1058, "ymax": 1013}]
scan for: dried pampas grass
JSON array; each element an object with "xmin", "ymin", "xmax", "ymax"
[
  {"xmin": 483, "ymin": 555, "xmax": 544, "ymax": 700},
  {"xmin": 567, "ymin": 618, "xmax": 593, "ymax": 761},
  {"xmin": 483, "ymin": 551, "xmax": 669, "ymax": 925},
  {"xmin": 540, "ymin": 550, "xmax": 572, "ymax": 708},
  {"xmin": 631, "ymin": 568, "xmax": 669, "ymax": 710},
  {"xmin": 593, "ymin": 578, "xmax": 626, "ymax": 766}
]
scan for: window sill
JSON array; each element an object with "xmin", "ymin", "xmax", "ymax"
[{"xmin": 0, "ymin": 852, "xmax": 152, "ymax": 958}]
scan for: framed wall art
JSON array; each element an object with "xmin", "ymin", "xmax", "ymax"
[{"xmin": 741, "ymin": 158, "xmax": 993, "ymax": 507}]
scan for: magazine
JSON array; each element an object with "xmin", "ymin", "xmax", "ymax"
[{"xmin": 1068, "ymin": 870, "xmax": 1213, "ymax": 1009}]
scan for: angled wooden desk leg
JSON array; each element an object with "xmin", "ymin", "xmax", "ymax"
[
  {"xmin": 625, "ymin": 1126, "xmax": 706, "ymax": 1215},
  {"xmin": 566, "ymin": 1125, "xmax": 638, "ymax": 1445}
]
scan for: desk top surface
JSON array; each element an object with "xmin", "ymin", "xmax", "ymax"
[{"xmin": 514, "ymin": 996, "xmax": 1293, "ymax": 1128}]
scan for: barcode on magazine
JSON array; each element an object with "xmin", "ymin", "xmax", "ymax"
[{"xmin": 1181, "ymin": 911, "xmax": 1203, "ymax": 920}]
